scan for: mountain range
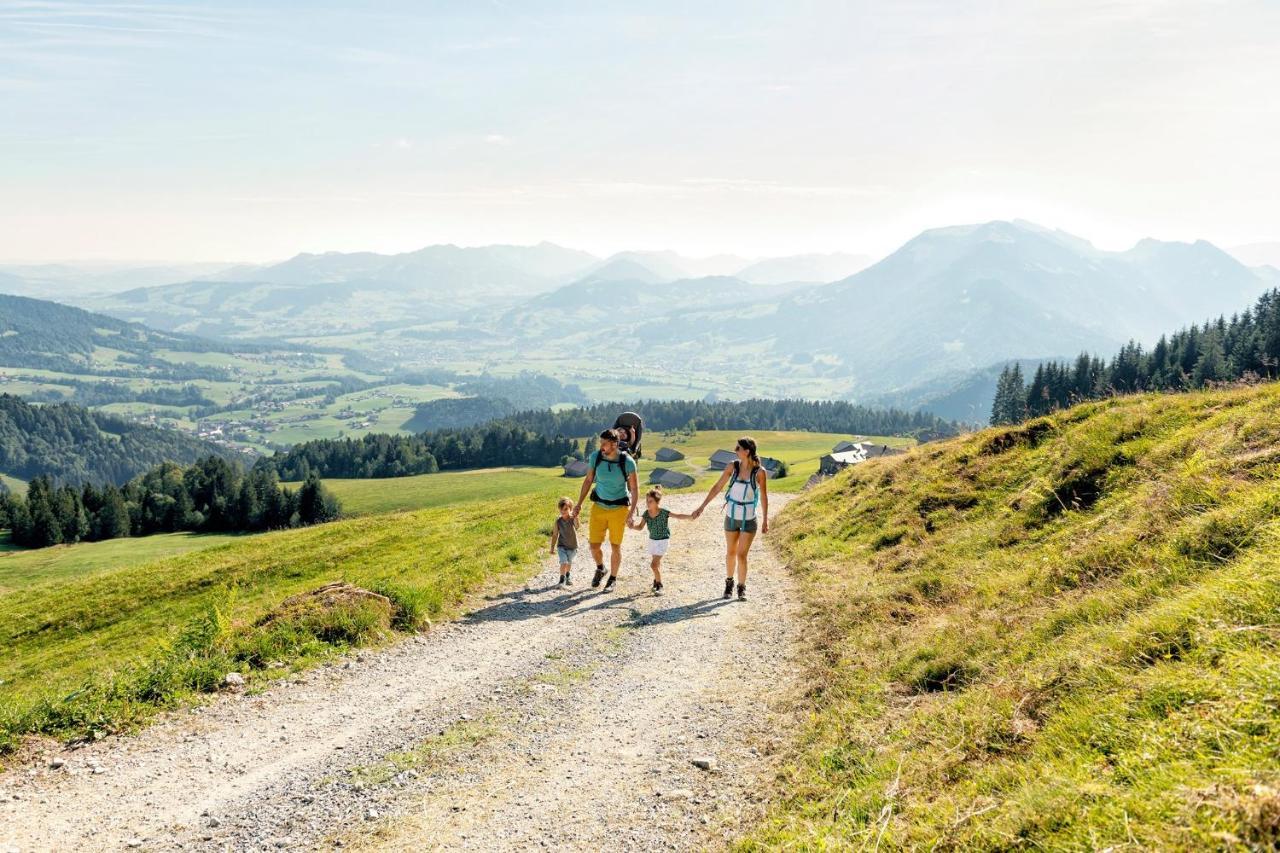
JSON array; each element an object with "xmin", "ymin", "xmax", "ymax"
[{"xmin": 8, "ymin": 220, "xmax": 1275, "ymax": 407}]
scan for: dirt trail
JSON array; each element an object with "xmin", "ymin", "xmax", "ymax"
[{"xmin": 0, "ymin": 494, "xmax": 800, "ymax": 852}]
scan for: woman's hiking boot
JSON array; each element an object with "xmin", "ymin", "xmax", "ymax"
[
  {"xmin": 603, "ymin": 574, "xmax": 617, "ymax": 592},
  {"xmin": 736, "ymin": 583, "xmax": 747, "ymax": 601},
  {"xmin": 592, "ymin": 566, "xmax": 606, "ymax": 588},
  {"xmin": 652, "ymin": 580, "xmax": 663, "ymax": 595},
  {"xmin": 723, "ymin": 577, "xmax": 735, "ymax": 599}
]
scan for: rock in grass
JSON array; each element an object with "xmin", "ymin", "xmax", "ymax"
[
  {"xmin": 223, "ymin": 672, "xmax": 246, "ymax": 688},
  {"xmin": 690, "ymin": 756, "xmax": 717, "ymax": 771},
  {"xmin": 49, "ymin": 757, "xmax": 66, "ymax": 769}
]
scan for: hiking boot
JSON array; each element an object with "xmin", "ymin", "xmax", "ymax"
[
  {"xmin": 565, "ymin": 572, "xmax": 572, "ymax": 586},
  {"xmin": 591, "ymin": 567, "xmax": 606, "ymax": 588},
  {"xmin": 604, "ymin": 575, "xmax": 617, "ymax": 592},
  {"xmin": 652, "ymin": 580, "xmax": 663, "ymax": 595},
  {"xmin": 736, "ymin": 583, "xmax": 747, "ymax": 601},
  {"xmin": 723, "ymin": 577, "xmax": 735, "ymax": 599},
  {"xmin": 558, "ymin": 573, "xmax": 568, "ymax": 586}
]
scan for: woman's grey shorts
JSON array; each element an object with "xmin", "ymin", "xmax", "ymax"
[{"xmin": 724, "ymin": 516, "xmax": 758, "ymax": 534}]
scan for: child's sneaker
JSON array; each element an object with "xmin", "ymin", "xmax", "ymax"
[
  {"xmin": 558, "ymin": 573, "xmax": 567, "ymax": 586},
  {"xmin": 723, "ymin": 577, "xmax": 735, "ymax": 599},
  {"xmin": 603, "ymin": 575, "xmax": 617, "ymax": 592},
  {"xmin": 652, "ymin": 580, "xmax": 663, "ymax": 595},
  {"xmin": 564, "ymin": 572, "xmax": 572, "ymax": 586}
]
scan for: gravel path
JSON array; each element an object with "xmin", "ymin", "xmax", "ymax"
[{"xmin": 0, "ymin": 494, "xmax": 800, "ymax": 852}]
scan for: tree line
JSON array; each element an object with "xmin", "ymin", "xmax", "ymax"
[
  {"xmin": 257, "ymin": 425, "xmax": 582, "ymax": 481},
  {"xmin": 498, "ymin": 398, "xmax": 958, "ymax": 440},
  {"xmin": 257, "ymin": 397, "xmax": 956, "ymax": 480},
  {"xmin": 0, "ymin": 455, "xmax": 340, "ymax": 549},
  {"xmin": 991, "ymin": 288, "xmax": 1280, "ymax": 425}
]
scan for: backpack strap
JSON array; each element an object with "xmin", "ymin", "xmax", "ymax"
[{"xmin": 590, "ymin": 450, "xmax": 632, "ymax": 506}]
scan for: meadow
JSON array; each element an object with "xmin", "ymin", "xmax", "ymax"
[
  {"xmin": 745, "ymin": 382, "xmax": 1280, "ymax": 849},
  {"xmin": 0, "ymin": 496, "xmax": 551, "ymax": 753},
  {"xmin": 0, "ymin": 427, "xmax": 882, "ymax": 756}
]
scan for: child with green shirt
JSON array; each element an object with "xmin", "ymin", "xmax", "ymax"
[{"xmin": 628, "ymin": 486, "xmax": 695, "ymax": 595}]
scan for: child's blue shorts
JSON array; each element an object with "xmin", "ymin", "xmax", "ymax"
[{"xmin": 556, "ymin": 547, "xmax": 576, "ymax": 565}]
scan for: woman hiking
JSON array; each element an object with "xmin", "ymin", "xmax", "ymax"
[
  {"xmin": 694, "ymin": 436, "xmax": 769, "ymax": 601},
  {"xmin": 572, "ymin": 428, "xmax": 639, "ymax": 592}
]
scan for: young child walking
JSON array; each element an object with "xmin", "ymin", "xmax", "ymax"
[
  {"xmin": 628, "ymin": 486, "xmax": 695, "ymax": 595},
  {"xmin": 550, "ymin": 496, "xmax": 579, "ymax": 586}
]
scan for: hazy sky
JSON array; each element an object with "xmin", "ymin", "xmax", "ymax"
[{"xmin": 3, "ymin": 0, "xmax": 1278, "ymax": 262}]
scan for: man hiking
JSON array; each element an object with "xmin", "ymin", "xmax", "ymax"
[{"xmin": 572, "ymin": 428, "xmax": 639, "ymax": 591}]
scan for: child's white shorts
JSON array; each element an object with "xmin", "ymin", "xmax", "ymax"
[{"xmin": 646, "ymin": 538, "xmax": 670, "ymax": 556}]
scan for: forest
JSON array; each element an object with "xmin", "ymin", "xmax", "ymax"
[
  {"xmin": 257, "ymin": 424, "xmax": 581, "ymax": 480},
  {"xmin": 258, "ymin": 397, "xmax": 953, "ymax": 480},
  {"xmin": 0, "ymin": 394, "xmax": 238, "ymax": 485},
  {"xmin": 0, "ymin": 455, "xmax": 340, "ymax": 548},
  {"xmin": 991, "ymin": 287, "xmax": 1280, "ymax": 424}
]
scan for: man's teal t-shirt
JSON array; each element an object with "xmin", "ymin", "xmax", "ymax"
[{"xmin": 590, "ymin": 450, "xmax": 637, "ymax": 503}]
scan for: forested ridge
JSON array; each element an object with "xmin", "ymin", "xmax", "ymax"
[
  {"xmin": 991, "ymin": 287, "xmax": 1280, "ymax": 424},
  {"xmin": 258, "ymin": 425, "xmax": 580, "ymax": 481},
  {"xmin": 0, "ymin": 394, "xmax": 240, "ymax": 486},
  {"xmin": 500, "ymin": 398, "xmax": 957, "ymax": 439},
  {"xmin": 258, "ymin": 397, "xmax": 955, "ymax": 480}
]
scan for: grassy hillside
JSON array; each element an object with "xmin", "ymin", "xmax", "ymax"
[
  {"xmin": 0, "ymin": 496, "xmax": 550, "ymax": 754},
  {"xmin": 748, "ymin": 383, "xmax": 1280, "ymax": 849},
  {"xmin": 0, "ymin": 532, "xmax": 244, "ymax": 592}
]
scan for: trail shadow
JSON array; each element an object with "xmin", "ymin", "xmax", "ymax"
[
  {"xmin": 621, "ymin": 597, "xmax": 734, "ymax": 628},
  {"xmin": 461, "ymin": 585, "xmax": 595, "ymax": 625},
  {"xmin": 556, "ymin": 591, "xmax": 645, "ymax": 619}
]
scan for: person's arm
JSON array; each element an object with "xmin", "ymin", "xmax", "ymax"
[
  {"xmin": 758, "ymin": 468, "xmax": 770, "ymax": 534},
  {"xmin": 628, "ymin": 512, "xmax": 645, "ymax": 530},
  {"xmin": 550, "ymin": 522, "xmax": 559, "ymax": 554},
  {"xmin": 626, "ymin": 468, "xmax": 640, "ymax": 518},
  {"xmin": 573, "ymin": 465, "xmax": 594, "ymax": 521},
  {"xmin": 694, "ymin": 464, "xmax": 733, "ymax": 517},
  {"xmin": 669, "ymin": 508, "xmax": 696, "ymax": 520}
]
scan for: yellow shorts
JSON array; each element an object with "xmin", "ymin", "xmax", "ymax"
[{"xmin": 588, "ymin": 504, "xmax": 629, "ymax": 546}]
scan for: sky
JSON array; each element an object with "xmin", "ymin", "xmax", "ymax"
[{"xmin": 2, "ymin": 0, "xmax": 1278, "ymax": 263}]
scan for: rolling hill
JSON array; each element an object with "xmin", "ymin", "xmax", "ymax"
[
  {"xmin": 0, "ymin": 393, "xmax": 241, "ymax": 485},
  {"xmin": 750, "ymin": 381, "xmax": 1280, "ymax": 849},
  {"xmin": 0, "ymin": 293, "xmax": 228, "ymax": 374}
]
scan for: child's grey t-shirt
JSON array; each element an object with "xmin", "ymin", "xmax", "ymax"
[{"xmin": 556, "ymin": 517, "xmax": 578, "ymax": 550}]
